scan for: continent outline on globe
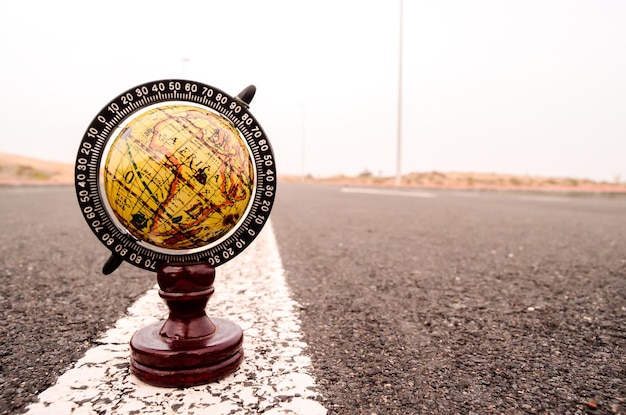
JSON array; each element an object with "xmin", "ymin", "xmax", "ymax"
[
  {"xmin": 102, "ymin": 102, "xmax": 255, "ymax": 253},
  {"xmin": 75, "ymin": 80, "xmax": 276, "ymax": 272}
]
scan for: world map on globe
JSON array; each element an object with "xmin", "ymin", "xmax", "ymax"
[{"xmin": 102, "ymin": 104, "xmax": 254, "ymax": 251}]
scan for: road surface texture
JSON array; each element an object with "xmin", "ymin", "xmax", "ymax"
[
  {"xmin": 1, "ymin": 183, "xmax": 625, "ymax": 414},
  {"xmin": 0, "ymin": 187, "xmax": 155, "ymax": 414},
  {"xmin": 271, "ymin": 183, "xmax": 625, "ymax": 415}
]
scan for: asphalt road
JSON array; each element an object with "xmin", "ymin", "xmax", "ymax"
[
  {"xmin": 0, "ymin": 186, "xmax": 156, "ymax": 414},
  {"xmin": 272, "ymin": 183, "xmax": 626, "ymax": 415},
  {"xmin": 1, "ymin": 183, "xmax": 625, "ymax": 414}
]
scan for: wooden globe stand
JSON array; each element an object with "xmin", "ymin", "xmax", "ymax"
[{"xmin": 130, "ymin": 262, "xmax": 243, "ymax": 387}]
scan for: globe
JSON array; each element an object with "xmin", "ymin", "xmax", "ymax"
[{"xmin": 102, "ymin": 104, "xmax": 254, "ymax": 251}]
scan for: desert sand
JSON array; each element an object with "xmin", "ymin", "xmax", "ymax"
[{"xmin": 1, "ymin": 151, "xmax": 625, "ymax": 193}]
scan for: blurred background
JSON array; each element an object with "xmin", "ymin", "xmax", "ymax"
[{"xmin": 0, "ymin": 0, "xmax": 624, "ymax": 182}]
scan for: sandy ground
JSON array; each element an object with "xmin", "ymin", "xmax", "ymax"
[
  {"xmin": 0, "ymin": 153, "xmax": 74, "ymax": 185},
  {"xmin": 2, "ymin": 152, "xmax": 625, "ymax": 194},
  {"xmin": 281, "ymin": 173, "xmax": 626, "ymax": 194}
]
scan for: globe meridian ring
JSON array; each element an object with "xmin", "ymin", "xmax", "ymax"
[{"xmin": 74, "ymin": 80, "xmax": 276, "ymax": 272}]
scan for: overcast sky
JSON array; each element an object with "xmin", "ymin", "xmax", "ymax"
[{"xmin": 1, "ymin": 0, "xmax": 624, "ymax": 181}]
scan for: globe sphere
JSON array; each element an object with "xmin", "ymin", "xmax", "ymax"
[{"xmin": 102, "ymin": 104, "xmax": 254, "ymax": 251}]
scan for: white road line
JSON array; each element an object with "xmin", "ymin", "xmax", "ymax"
[
  {"xmin": 25, "ymin": 223, "xmax": 327, "ymax": 415},
  {"xmin": 341, "ymin": 187, "xmax": 436, "ymax": 198},
  {"xmin": 516, "ymin": 195, "xmax": 571, "ymax": 203}
]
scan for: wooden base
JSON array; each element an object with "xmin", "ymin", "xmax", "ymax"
[
  {"xmin": 129, "ymin": 263, "xmax": 244, "ymax": 387},
  {"xmin": 130, "ymin": 318, "xmax": 243, "ymax": 387}
]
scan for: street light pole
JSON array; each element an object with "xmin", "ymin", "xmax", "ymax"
[
  {"xmin": 181, "ymin": 58, "xmax": 190, "ymax": 78},
  {"xmin": 300, "ymin": 103, "xmax": 306, "ymax": 182},
  {"xmin": 395, "ymin": 0, "xmax": 404, "ymax": 186}
]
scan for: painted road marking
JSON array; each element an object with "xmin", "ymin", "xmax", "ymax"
[
  {"xmin": 25, "ymin": 223, "xmax": 327, "ymax": 415},
  {"xmin": 516, "ymin": 195, "xmax": 571, "ymax": 203},
  {"xmin": 341, "ymin": 187, "xmax": 436, "ymax": 198}
]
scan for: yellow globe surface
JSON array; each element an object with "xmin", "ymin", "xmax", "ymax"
[{"xmin": 103, "ymin": 104, "xmax": 254, "ymax": 250}]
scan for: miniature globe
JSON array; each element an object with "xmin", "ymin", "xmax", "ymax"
[{"xmin": 102, "ymin": 104, "xmax": 254, "ymax": 251}]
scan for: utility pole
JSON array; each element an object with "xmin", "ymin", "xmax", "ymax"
[
  {"xmin": 181, "ymin": 58, "xmax": 190, "ymax": 77},
  {"xmin": 300, "ymin": 103, "xmax": 306, "ymax": 182},
  {"xmin": 395, "ymin": 0, "xmax": 404, "ymax": 186}
]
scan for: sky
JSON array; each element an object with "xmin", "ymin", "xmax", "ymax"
[{"xmin": 0, "ymin": 0, "xmax": 624, "ymax": 182}]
